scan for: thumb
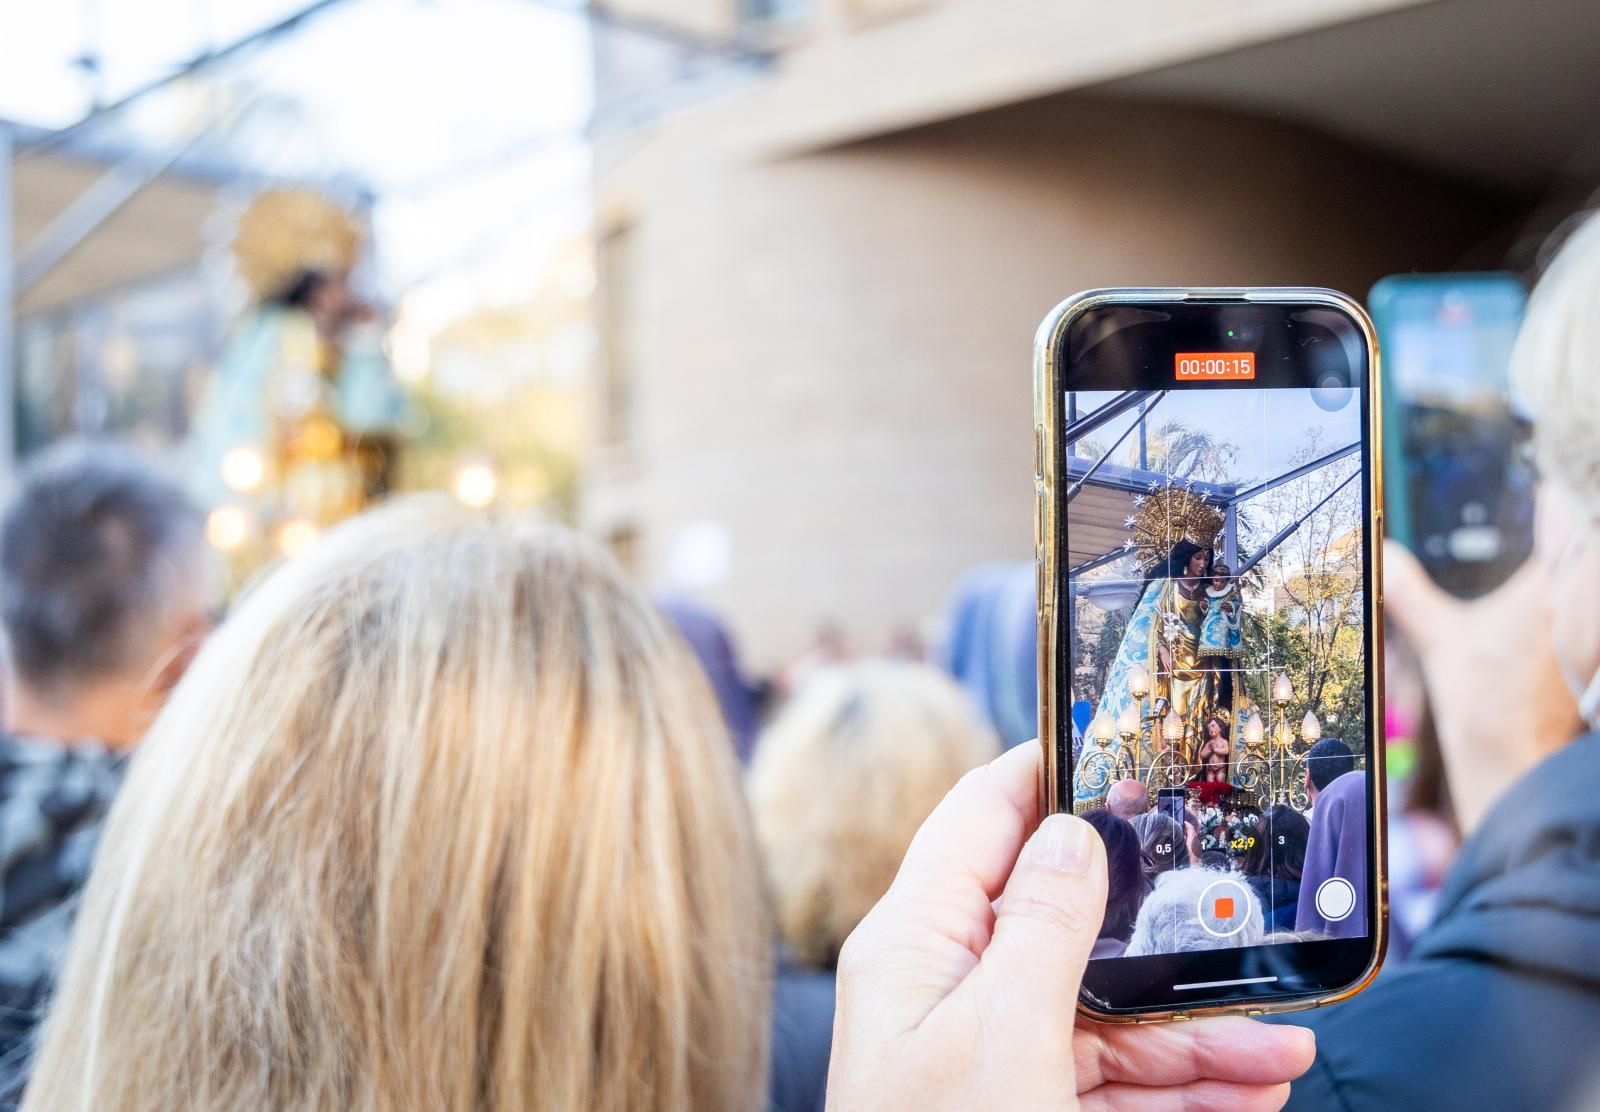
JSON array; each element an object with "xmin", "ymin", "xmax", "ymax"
[
  {"xmin": 1383, "ymin": 539, "xmax": 1453, "ymax": 654},
  {"xmin": 977, "ymin": 814, "xmax": 1107, "ymax": 1026}
]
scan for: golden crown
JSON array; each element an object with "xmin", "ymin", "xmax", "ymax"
[
  {"xmin": 1127, "ymin": 486, "xmax": 1225, "ymax": 572},
  {"xmin": 231, "ymin": 189, "xmax": 362, "ymax": 301}
]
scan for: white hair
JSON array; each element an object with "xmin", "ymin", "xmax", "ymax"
[
  {"xmin": 1514, "ymin": 211, "xmax": 1600, "ymax": 516},
  {"xmin": 1124, "ymin": 866, "xmax": 1264, "ymax": 957}
]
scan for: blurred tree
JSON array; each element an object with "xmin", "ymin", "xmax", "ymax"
[
  {"xmin": 1073, "ymin": 418, "xmax": 1239, "ymax": 484},
  {"xmin": 396, "ymin": 382, "xmax": 581, "ymax": 522},
  {"xmin": 1246, "ymin": 433, "xmax": 1367, "ymax": 749},
  {"xmin": 1145, "ymin": 419, "xmax": 1239, "ymax": 484}
]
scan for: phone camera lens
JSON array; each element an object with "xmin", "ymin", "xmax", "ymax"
[{"xmin": 1313, "ymin": 370, "xmax": 1353, "ymax": 412}]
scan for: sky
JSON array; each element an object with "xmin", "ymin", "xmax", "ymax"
[
  {"xmin": 1070, "ymin": 386, "xmax": 1362, "ymax": 489},
  {"xmin": 0, "ymin": 0, "xmax": 598, "ymax": 302}
]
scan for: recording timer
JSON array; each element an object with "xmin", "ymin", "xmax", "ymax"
[{"xmin": 1175, "ymin": 352, "xmax": 1256, "ymax": 380}]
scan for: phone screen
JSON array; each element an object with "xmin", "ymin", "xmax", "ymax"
[
  {"xmin": 1371, "ymin": 274, "xmax": 1530, "ymax": 597},
  {"xmin": 1053, "ymin": 298, "xmax": 1380, "ymax": 1013}
]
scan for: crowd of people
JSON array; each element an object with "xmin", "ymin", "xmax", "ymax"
[
  {"xmin": 0, "ymin": 443, "xmax": 1311, "ymax": 1111},
  {"xmin": 0, "ymin": 218, "xmax": 1597, "ymax": 1109},
  {"xmin": 1074, "ymin": 736, "xmax": 1366, "ymax": 960}
]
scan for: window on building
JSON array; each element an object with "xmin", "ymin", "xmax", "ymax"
[{"xmin": 596, "ymin": 222, "xmax": 636, "ymax": 448}]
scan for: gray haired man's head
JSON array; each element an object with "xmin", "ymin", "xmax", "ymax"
[
  {"xmin": 0, "ymin": 441, "xmax": 213, "ymax": 742},
  {"xmin": 1105, "ymin": 778, "xmax": 1150, "ymax": 820}
]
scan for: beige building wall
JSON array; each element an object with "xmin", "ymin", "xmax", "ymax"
[
  {"xmin": 586, "ymin": 93, "xmax": 1513, "ymax": 670},
  {"xmin": 594, "ymin": 0, "xmax": 1433, "ymax": 167}
]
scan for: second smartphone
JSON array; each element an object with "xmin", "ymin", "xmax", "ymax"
[
  {"xmin": 1370, "ymin": 272, "xmax": 1531, "ymax": 597},
  {"xmin": 1035, "ymin": 289, "xmax": 1386, "ymax": 1021}
]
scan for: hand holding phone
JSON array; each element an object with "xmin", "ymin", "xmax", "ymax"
[
  {"xmin": 1382, "ymin": 539, "xmax": 1580, "ymax": 832},
  {"xmin": 826, "ymin": 743, "xmax": 1316, "ymax": 1110}
]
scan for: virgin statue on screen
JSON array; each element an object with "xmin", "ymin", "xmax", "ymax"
[{"xmin": 1073, "ymin": 490, "xmax": 1242, "ymax": 808}]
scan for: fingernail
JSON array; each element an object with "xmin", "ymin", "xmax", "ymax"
[{"xmin": 1023, "ymin": 814, "xmax": 1094, "ymax": 874}]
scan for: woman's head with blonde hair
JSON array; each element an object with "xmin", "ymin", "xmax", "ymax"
[
  {"xmin": 25, "ymin": 497, "xmax": 770, "ymax": 1112},
  {"xmin": 747, "ymin": 661, "xmax": 999, "ymax": 969}
]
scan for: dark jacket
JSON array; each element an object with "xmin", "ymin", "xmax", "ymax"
[
  {"xmin": 0, "ymin": 735, "xmax": 125, "ymax": 1107},
  {"xmin": 1245, "ymin": 874, "xmax": 1300, "ymax": 934},
  {"xmin": 1281, "ymin": 737, "xmax": 1600, "ymax": 1111},
  {"xmin": 768, "ymin": 954, "xmax": 835, "ymax": 1112}
]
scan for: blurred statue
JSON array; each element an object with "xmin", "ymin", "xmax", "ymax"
[{"xmin": 190, "ymin": 190, "xmax": 408, "ymax": 551}]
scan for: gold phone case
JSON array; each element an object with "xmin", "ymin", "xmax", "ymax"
[{"xmin": 1033, "ymin": 287, "xmax": 1389, "ymax": 1023}]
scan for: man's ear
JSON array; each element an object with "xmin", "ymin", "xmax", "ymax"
[{"xmin": 149, "ymin": 623, "xmax": 207, "ymax": 698}]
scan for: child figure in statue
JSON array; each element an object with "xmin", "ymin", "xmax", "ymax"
[{"xmin": 1199, "ymin": 562, "xmax": 1243, "ymax": 658}]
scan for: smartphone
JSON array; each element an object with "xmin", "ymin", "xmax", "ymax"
[
  {"xmin": 1035, "ymin": 289, "xmax": 1387, "ymax": 1021},
  {"xmin": 1156, "ymin": 786, "xmax": 1186, "ymax": 830},
  {"xmin": 1370, "ymin": 273, "xmax": 1531, "ymax": 597}
]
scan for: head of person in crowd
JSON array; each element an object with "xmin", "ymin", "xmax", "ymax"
[
  {"xmin": 656, "ymin": 594, "xmax": 765, "ymax": 762},
  {"xmin": 0, "ymin": 441, "xmax": 214, "ymax": 749},
  {"xmin": 1243, "ymin": 804, "xmax": 1311, "ymax": 883},
  {"xmin": 747, "ymin": 660, "xmax": 998, "ymax": 969},
  {"xmin": 24, "ymin": 499, "xmax": 771, "ymax": 1111},
  {"xmin": 1243, "ymin": 804, "xmax": 1310, "ymax": 934},
  {"xmin": 1130, "ymin": 810, "xmax": 1188, "ymax": 879},
  {"xmin": 1082, "ymin": 808, "xmax": 1147, "ymax": 946},
  {"xmin": 1126, "ymin": 865, "xmax": 1265, "ymax": 957},
  {"xmin": 1304, "ymin": 737, "xmax": 1356, "ymax": 803},
  {"xmin": 942, "ymin": 563, "xmax": 1038, "ymax": 747},
  {"xmin": 1105, "ymin": 777, "xmax": 1149, "ymax": 820},
  {"xmin": 1519, "ymin": 214, "xmax": 1600, "ymax": 728}
]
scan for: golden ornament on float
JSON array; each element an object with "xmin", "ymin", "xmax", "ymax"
[
  {"xmin": 1127, "ymin": 487, "xmax": 1225, "ymax": 573},
  {"xmin": 231, "ymin": 189, "xmax": 362, "ymax": 301}
]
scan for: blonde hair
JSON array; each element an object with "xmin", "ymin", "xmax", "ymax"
[
  {"xmin": 747, "ymin": 661, "xmax": 999, "ymax": 968},
  {"xmin": 1515, "ymin": 211, "xmax": 1600, "ymax": 516},
  {"xmin": 25, "ymin": 498, "xmax": 770, "ymax": 1112}
]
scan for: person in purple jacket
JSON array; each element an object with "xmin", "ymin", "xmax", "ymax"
[{"xmin": 1295, "ymin": 770, "xmax": 1367, "ymax": 938}]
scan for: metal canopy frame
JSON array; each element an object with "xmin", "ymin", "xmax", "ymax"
[
  {"xmin": 0, "ymin": 0, "xmax": 771, "ymax": 474},
  {"xmin": 1066, "ymin": 390, "xmax": 1166, "ymax": 505},
  {"xmin": 1064, "ymin": 394, "xmax": 1363, "ymax": 585}
]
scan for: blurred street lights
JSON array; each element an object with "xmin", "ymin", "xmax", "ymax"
[
  {"xmin": 206, "ymin": 505, "xmax": 249, "ymax": 552},
  {"xmin": 452, "ymin": 460, "xmax": 498, "ymax": 508},
  {"xmin": 220, "ymin": 446, "xmax": 266, "ymax": 493}
]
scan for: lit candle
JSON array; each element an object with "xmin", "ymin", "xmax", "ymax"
[
  {"xmin": 1092, "ymin": 711, "xmax": 1116, "ymax": 745},
  {"xmin": 1117, "ymin": 703, "xmax": 1140, "ymax": 738},
  {"xmin": 1128, "ymin": 663, "xmax": 1151, "ymax": 700},
  {"xmin": 1243, "ymin": 712, "xmax": 1265, "ymax": 747},
  {"xmin": 1272, "ymin": 672, "xmax": 1294, "ymax": 705}
]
